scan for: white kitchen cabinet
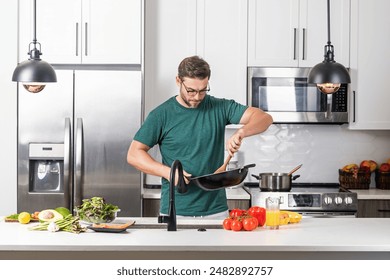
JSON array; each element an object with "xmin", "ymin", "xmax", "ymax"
[
  {"xmin": 18, "ymin": 0, "xmax": 141, "ymax": 64},
  {"xmin": 348, "ymin": 0, "xmax": 390, "ymax": 130},
  {"xmin": 248, "ymin": 0, "xmax": 350, "ymax": 68},
  {"xmin": 197, "ymin": 0, "xmax": 247, "ymax": 104},
  {"xmin": 144, "ymin": 0, "xmax": 197, "ymax": 114},
  {"xmin": 144, "ymin": 0, "xmax": 247, "ymax": 114}
]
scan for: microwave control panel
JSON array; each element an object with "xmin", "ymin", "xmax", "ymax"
[{"xmin": 332, "ymin": 85, "xmax": 348, "ymax": 112}]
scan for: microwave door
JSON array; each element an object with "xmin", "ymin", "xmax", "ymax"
[
  {"xmin": 257, "ymin": 78, "xmax": 299, "ymax": 112},
  {"xmin": 248, "ymin": 67, "xmax": 349, "ymax": 124}
]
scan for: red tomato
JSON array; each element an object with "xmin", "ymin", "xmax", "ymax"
[
  {"xmin": 242, "ymin": 216, "xmax": 258, "ymax": 231},
  {"xmin": 229, "ymin": 208, "xmax": 246, "ymax": 218},
  {"xmin": 222, "ymin": 218, "xmax": 232, "ymax": 230},
  {"xmin": 248, "ymin": 206, "xmax": 266, "ymax": 227},
  {"xmin": 230, "ymin": 219, "xmax": 243, "ymax": 231}
]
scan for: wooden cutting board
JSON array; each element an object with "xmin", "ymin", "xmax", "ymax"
[
  {"xmin": 91, "ymin": 221, "xmax": 135, "ymax": 229},
  {"xmin": 4, "ymin": 217, "xmax": 39, "ymax": 223}
]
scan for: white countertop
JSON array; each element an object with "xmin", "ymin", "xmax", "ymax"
[
  {"xmin": 350, "ymin": 188, "xmax": 390, "ymax": 200},
  {"xmin": 143, "ymin": 186, "xmax": 250, "ymax": 200},
  {"xmin": 1, "ymin": 217, "xmax": 390, "ymax": 259}
]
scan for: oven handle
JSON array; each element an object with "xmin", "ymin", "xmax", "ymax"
[{"xmin": 299, "ymin": 212, "xmax": 356, "ymax": 218}]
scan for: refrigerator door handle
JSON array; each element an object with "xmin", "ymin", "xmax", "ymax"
[
  {"xmin": 74, "ymin": 118, "xmax": 84, "ymax": 208},
  {"xmin": 64, "ymin": 118, "xmax": 72, "ymax": 210}
]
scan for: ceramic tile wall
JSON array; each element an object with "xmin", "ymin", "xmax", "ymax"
[
  {"xmin": 145, "ymin": 124, "xmax": 390, "ymax": 186},
  {"xmin": 227, "ymin": 124, "xmax": 390, "ymax": 185}
]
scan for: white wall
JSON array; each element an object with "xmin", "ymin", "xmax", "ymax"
[{"xmin": 0, "ymin": 1, "xmax": 18, "ymax": 214}]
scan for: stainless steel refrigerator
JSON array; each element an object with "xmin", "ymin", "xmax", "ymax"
[{"xmin": 17, "ymin": 69, "xmax": 142, "ymax": 216}]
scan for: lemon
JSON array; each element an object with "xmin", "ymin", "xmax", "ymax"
[{"xmin": 18, "ymin": 212, "xmax": 31, "ymax": 224}]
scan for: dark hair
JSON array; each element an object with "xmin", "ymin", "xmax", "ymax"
[{"xmin": 178, "ymin": 55, "xmax": 211, "ymax": 80}]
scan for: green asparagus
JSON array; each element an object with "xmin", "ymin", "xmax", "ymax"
[{"xmin": 29, "ymin": 214, "xmax": 86, "ymax": 234}]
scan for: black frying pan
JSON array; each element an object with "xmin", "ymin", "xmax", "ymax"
[{"xmin": 189, "ymin": 164, "xmax": 256, "ymax": 191}]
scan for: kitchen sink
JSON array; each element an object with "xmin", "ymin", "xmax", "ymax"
[
  {"xmin": 131, "ymin": 223, "xmax": 221, "ymax": 230},
  {"xmin": 115, "ymin": 217, "xmax": 222, "ymax": 230}
]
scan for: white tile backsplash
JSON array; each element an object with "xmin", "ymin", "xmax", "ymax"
[
  {"xmin": 145, "ymin": 124, "xmax": 390, "ymax": 186},
  {"xmin": 232, "ymin": 124, "xmax": 390, "ymax": 185}
]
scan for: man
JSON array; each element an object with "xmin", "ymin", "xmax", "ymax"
[{"xmin": 127, "ymin": 56, "xmax": 272, "ymax": 218}]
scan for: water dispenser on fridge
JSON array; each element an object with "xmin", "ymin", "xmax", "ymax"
[
  {"xmin": 29, "ymin": 143, "xmax": 64, "ymax": 193},
  {"xmin": 17, "ymin": 143, "xmax": 69, "ymax": 212}
]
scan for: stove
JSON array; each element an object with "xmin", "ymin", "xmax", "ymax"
[{"xmin": 244, "ymin": 183, "xmax": 357, "ymax": 217}]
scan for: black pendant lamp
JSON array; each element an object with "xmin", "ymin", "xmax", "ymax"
[
  {"xmin": 12, "ymin": 0, "xmax": 56, "ymax": 93},
  {"xmin": 308, "ymin": 0, "xmax": 350, "ymax": 94}
]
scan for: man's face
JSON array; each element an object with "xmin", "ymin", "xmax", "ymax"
[{"xmin": 176, "ymin": 77, "xmax": 209, "ymax": 108}]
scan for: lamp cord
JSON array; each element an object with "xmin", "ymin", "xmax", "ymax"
[
  {"xmin": 32, "ymin": 0, "xmax": 37, "ymax": 45},
  {"xmin": 323, "ymin": 0, "xmax": 334, "ymax": 62},
  {"xmin": 29, "ymin": 0, "xmax": 42, "ymax": 59},
  {"xmin": 327, "ymin": 0, "xmax": 331, "ymax": 45}
]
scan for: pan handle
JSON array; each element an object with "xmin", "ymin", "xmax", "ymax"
[
  {"xmin": 292, "ymin": 175, "xmax": 300, "ymax": 180},
  {"xmin": 241, "ymin": 163, "xmax": 256, "ymax": 170},
  {"xmin": 251, "ymin": 174, "xmax": 260, "ymax": 180}
]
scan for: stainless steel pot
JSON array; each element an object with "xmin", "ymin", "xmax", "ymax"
[{"xmin": 251, "ymin": 173, "xmax": 300, "ymax": 192}]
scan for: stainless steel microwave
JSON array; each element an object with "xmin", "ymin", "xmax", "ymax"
[{"xmin": 248, "ymin": 67, "xmax": 349, "ymax": 124}]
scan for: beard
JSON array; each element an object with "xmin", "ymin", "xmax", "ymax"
[{"xmin": 179, "ymin": 92, "xmax": 203, "ymax": 108}]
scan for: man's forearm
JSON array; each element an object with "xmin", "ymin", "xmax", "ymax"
[
  {"xmin": 238, "ymin": 108, "xmax": 273, "ymax": 138},
  {"xmin": 127, "ymin": 145, "xmax": 170, "ymax": 181}
]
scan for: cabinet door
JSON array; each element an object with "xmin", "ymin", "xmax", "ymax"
[
  {"xmin": 145, "ymin": 0, "xmax": 247, "ymax": 112},
  {"xmin": 248, "ymin": 0, "xmax": 299, "ymax": 67},
  {"xmin": 81, "ymin": 0, "xmax": 142, "ymax": 64},
  {"xmin": 349, "ymin": 0, "xmax": 390, "ymax": 130},
  {"xmin": 357, "ymin": 200, "xmax": 390, "ymax": 218},
  {"xmin": 200, "ymin": 0, "xmax": 247, "ymax": 104},
  {"xmin": 19, "ymin": 0, "xmax": 81, "ymax": 64},
  {"xmin": 227, "ymin": 199, "xmax": 250, "ymax": 211},
  {"xmin": 248, "ymin": 0, "xmax": 350, "ymax": 67},
  {"xmin": 19, "ymin": 0, "xmax": 141, "ymax": 65},
  {"xmin": 144, "ymin": 0, "xmax": 197, "ymax": 115},
  {"xmin": 299, "ymin": 0, "xmax": 350, "ymax": 67},
  {"xmin": 142, "ymin": 199, "xmax": 160, "ymax": 217}
]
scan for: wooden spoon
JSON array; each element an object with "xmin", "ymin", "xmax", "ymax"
[
  {"xmin": 214, "ymin": 154, "xmax": 233, "ymax": 174},
  {"xmin": 287, "ymin": 164, "xmax": 303, "ymax": 176}
]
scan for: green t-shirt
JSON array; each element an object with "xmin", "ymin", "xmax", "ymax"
[{"xmin": 134, "ymin": 95, "xmax": 247, "ymax": 216}]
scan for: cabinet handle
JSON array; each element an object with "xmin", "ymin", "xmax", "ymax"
[
  {"xmin": 293, "ymin": 28, "xmax": 297, "ymax": 60},
  {"xmin": 75, "ymin": 23, "xmax": 79, "ymax": 56},
  {"xmin": 353, "ymin": 90, "xmax": 356, "ymax": 122},
  {"xmin": 85, "ymin": 22, "xmax": 88, "ymax": 56},
  {"xmin": 302, "ymin": 28, "xmax": 306, "ymax": 60},
  {"xmin": 377, "ymin": 209, "xmax": 390, "ymax": 212}
]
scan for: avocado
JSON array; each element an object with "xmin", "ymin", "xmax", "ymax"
[
  {"xmin": 38, "ymin": 209, "xmax": 63, "ymax": 222},
  {"xmin": 54, "ymin": 207, "xmax": 71, "ymax": 218}
]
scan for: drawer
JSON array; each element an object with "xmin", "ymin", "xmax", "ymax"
[{"xmin": 357, "ymin": 199, "xmax": 390, "ymax": 218}]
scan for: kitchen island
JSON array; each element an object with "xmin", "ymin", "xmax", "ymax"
[{"xmin": 1, "ymin": 217, "xmax": 390, "ymax": 260}]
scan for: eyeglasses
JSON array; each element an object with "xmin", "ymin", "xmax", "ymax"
[{"xmin": 181, "ymin": 81, "xmax": 210, "ymax": 96}]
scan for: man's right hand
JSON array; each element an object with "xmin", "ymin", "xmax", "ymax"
[{"xmin": 172, "ymin": 169, "xmax": 191, "ymax": 185}]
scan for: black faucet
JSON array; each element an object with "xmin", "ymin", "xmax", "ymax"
[{"xmin": 158, "ymin": 160, "xmax": 188, "ymax": 231}]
